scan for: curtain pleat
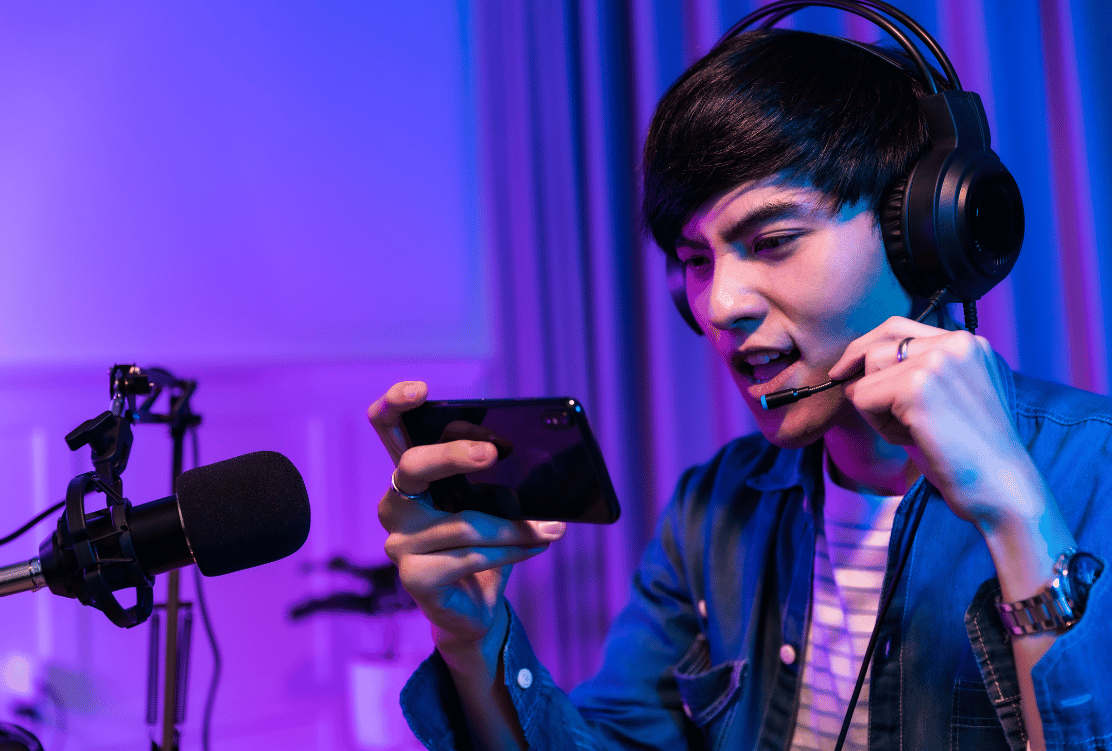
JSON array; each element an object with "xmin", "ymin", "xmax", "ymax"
[{"xmin": 1038, "ymin": 0, "xmax": 1107, "ymax": 393}]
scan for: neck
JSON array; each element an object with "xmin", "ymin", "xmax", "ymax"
[
  {"xmin": 821, "ymin": 312, "xmax": 961, "ymax": 495},
  {"xmin": 823, "ymin": 411, "xmax": 918, "ymax": 496}
]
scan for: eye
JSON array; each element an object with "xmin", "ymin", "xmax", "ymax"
[
  {"xmin": 752, "ymin": 233, "xmax": 799, "ymax": 255},
  {"xmin": 677, "ymin": 251, "xmax": 711, "ymax": 274}
]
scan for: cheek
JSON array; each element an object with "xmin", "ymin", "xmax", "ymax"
[
  {"xmin": 845, "ymin": 258, "xmax": 912, "ymax": 331},
  {"xmin": 685, "ymin": 275, "xmax": 711, "ymax": 326},
  {"xmin": 800, "ymin": 243, "xmax": 910, "ymax": 338}
]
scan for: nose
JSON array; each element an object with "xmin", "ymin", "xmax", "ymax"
[{"xmin": 704, "ymin": 253, "xmax": 767, "ymax": 332}]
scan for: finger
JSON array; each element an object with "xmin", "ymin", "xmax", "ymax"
[
  {"xmin": 391, "ymin": 513, "xmax": 567, "ymax": 557},
  {"xmin": 403, "ymin": 543, "xmax": 553, "ymax": 590},
  {"xmin": 860, "ymin": 333, "xmax": 1000, "ymax": 411},
  {"xmin": 863, "ymin": 333, "xmax": 927, "ymax": 375},
  {"xmin": 851, "ymin": 337, "xmax": 907, "ymax": 384},
  {"xmin": 368, "ymin": 381, "xmax": 429, "ymax": 462},
  {"xmin": 844, "ymin": 343, "xmax": 982, "ymax": 443},
  {"xmin": 380, "ymin": 441, "xmax": 502, "ymax": 529},
  {"xmin": 379, "ymin": 482, "xmax": 451, "ymax": 537},
  {"xmin": 826, "ymin": 316, "xmax": 907, "ymax": 379},
  {"xmin": 894, "ymin": 336, "xmax": 914, "ymax": 366},
  {"xmin": 389, "ymin": 465, "xmax": 434, "ymax": 500},
  {"xmin": 828, "ymin": 317, "xmax": 949, "ymax": 380},
  {"xmin": 842, "ymin": 364, "xmax": 923, "ymax": 444},
  {"xmin": 395, "ymin": 440, "xmax": 497, "ymax": 491}
]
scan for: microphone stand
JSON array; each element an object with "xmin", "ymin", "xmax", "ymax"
[
  {"xmin": 50, "ymin": 364, "xmax": 205, "ymax": 750},
  {"xmin": 131, "ymin": 368, "xmax": 201, "ymax": 751}
]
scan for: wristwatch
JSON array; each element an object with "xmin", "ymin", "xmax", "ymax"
[{"xmin": 996, "ymin": 547, "xmax": 1105, "ymax": 637}]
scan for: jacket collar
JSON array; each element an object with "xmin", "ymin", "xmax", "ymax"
[{"xmin": 742, "ymin": 440, "xmax": 823, "ymax": 495}]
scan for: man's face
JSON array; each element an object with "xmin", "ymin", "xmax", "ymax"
[{"xmin": 676, "ymin": 177, "xmax": 913, "ymax": 448}]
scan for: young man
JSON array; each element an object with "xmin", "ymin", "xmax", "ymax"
[{"xmin": 371, "ymin": 29, "xmax": 1109, "ymax": 751}]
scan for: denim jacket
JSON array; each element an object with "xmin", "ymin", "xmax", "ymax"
[{"xmin": 401, "ymin": 367, "xmax": 1112, "ymax": 751}]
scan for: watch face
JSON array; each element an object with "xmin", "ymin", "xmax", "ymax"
[
  {"xmin": 1068, "ymin": 552, "xmax": 1104, "ymax": 618},
  {"xmin": 1070, "ymin": 552, "xmax": 1104, "ymax": 587}
]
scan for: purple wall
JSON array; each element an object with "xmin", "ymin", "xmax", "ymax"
[
  {"xmin": 0, "ymin": 2, "xmax": 487, "ymax": 366},
  {"xmin": 0, "ymin": 3, "xmax": 485, "ymax": 750}
]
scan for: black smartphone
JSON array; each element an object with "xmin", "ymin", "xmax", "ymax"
[{"xmin": 400, "ymin": 397, "xmax": 621, "ymax": 524}]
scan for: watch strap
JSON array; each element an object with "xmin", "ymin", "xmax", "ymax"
[{"xmin": 996, "ymin": 547, "xmax": 1077, "ymax": 636}]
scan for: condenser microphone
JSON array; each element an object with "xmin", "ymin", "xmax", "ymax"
[{"xmin": 0, "ymin": 451, "xmax": 311, "ymax": 604}]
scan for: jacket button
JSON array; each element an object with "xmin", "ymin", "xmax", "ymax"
[
  {"xmin": 517, "ymin": 668, "xmax": 533, "ymax": 689},
  {"xmin": 682, "ymin": 702, "xmax": 693, "ymax": 719},
  {"xmin": 697, "ymin": 599, "xmax": 708, "ymax": 618},
  {"xmin": 779, "ymin": 644, "xmax": 797, "ymax": 665}
]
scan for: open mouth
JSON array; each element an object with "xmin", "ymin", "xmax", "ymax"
[{"xmin": 732, "ymin": 348, "xmax": 802, "ymax": 385}]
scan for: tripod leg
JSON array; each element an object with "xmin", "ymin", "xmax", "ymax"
[
  {"xmin": 146, "ymin": 611, "xmax": 162, "ymax": 727},
  {"xmin": 175, "ymin": 604, "xmax": 194, "ymax": 724}
]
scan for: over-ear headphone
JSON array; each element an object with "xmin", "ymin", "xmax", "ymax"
[{"xmin": 666, "ymin": 0, "xmax": 1024, "ymax": 336}]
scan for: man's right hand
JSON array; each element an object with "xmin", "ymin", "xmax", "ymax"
[{"xmin": 369, "ymin": 381, "xmax": 568, "ymax": 663}]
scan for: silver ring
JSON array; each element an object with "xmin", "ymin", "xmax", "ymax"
[
  {"xmin": 391, "ymin": 469, "xmax": 429, "ymax": 500},
  {"xmin": 896, "ymin": 336, "xmax": 914, "ymax": 364}
]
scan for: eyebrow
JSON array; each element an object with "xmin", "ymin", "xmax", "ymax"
[{"xmin": 676, "ymin": 200, "xmax": 815, "ymax": 250}]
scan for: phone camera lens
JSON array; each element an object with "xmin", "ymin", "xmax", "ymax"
[{"xmin": 541, "ymin": 409, "xmax": 573, "ymax": 430}]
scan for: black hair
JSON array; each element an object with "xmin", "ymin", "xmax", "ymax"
[{"xmin": 643, "ymin": 29, "xmax": 931, "ymax": 254}]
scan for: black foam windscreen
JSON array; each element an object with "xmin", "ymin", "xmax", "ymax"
[{"xmin": 174, "ymin": 451, "xmax": 311, "ymax": 577}]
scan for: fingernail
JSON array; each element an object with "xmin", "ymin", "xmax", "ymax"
[
  {"xmin": 539, "ymin": 521, "xmax": 566, "ymax": 536},
  {"xmin": 402, "ymin": 383, "xmax": 419, "ymax": 399},
  {"xmin": 469, "ymin": 442, "xmax": 492, "ymax": 462}
]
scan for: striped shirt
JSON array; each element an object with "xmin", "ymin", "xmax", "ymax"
[{"xmin": 789, "ymin": 457, "xmax": 903, "ymax": 751}]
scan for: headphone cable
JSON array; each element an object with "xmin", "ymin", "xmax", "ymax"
[{"xmin": 832, "ymin": 488, "xmax": 931, "ymax": 751}]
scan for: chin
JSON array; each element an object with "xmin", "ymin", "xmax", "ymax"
[
  {"xmin": 749, "ymin": 390, "xmax": 848, "ymax": 449},
  {"xmin": 759, "ymin": 420, "xmax": 824, "ymax": 450}
]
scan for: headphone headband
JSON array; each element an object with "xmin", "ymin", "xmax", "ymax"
[{"xmin": 718, "ymin": 0, "xmax": 960, "ymax": 93}]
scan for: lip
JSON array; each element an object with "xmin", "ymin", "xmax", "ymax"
[{"xmin": 731, "ymin": 349, "xmax": 803, "ymax": 401}]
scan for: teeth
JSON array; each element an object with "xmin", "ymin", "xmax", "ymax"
[{"xmin": 746, "ymin": 352, "xmax": 782, "ymax": 367}]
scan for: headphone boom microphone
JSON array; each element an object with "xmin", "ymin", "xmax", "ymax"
[{"xmin": 0, "ymin": 451, "xmax": 311, "ymax": 627}]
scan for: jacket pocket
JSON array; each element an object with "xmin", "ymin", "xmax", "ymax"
[
  {"xmin": 950, "ymin": 678, "xmax": 1010, "ymax": 751},
  {"xmin": 673, "ymin": 634, "xmax": 747, "ymax": 748}
]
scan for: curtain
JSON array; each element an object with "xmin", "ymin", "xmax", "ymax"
[{"xmin": 466, "ymin": 0, "xmax": 1112, "ymax": 690}]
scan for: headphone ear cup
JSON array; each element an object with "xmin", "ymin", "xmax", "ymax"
[
  {"xmin": 895, "ymin": 92, "xmax": 1024, "ymax": 302},
  {"xmin": 880, "ymin": 177, "xmax": 933, "ymax": 298},
  {"xmin": 937, "ymin": 156, "xmax": 1024, "ymax": 299},
  {"xmin": 666, "ymin": 254, "xmax": 704, "ymax": 335},
  {"xmin": 897, "ymin": 150, "xmax": 1024, "ymax": 302}
]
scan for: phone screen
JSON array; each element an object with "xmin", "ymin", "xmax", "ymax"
[{"xmin": 401, "ymin": 398, "xmax": 620, "ymax": 524}]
